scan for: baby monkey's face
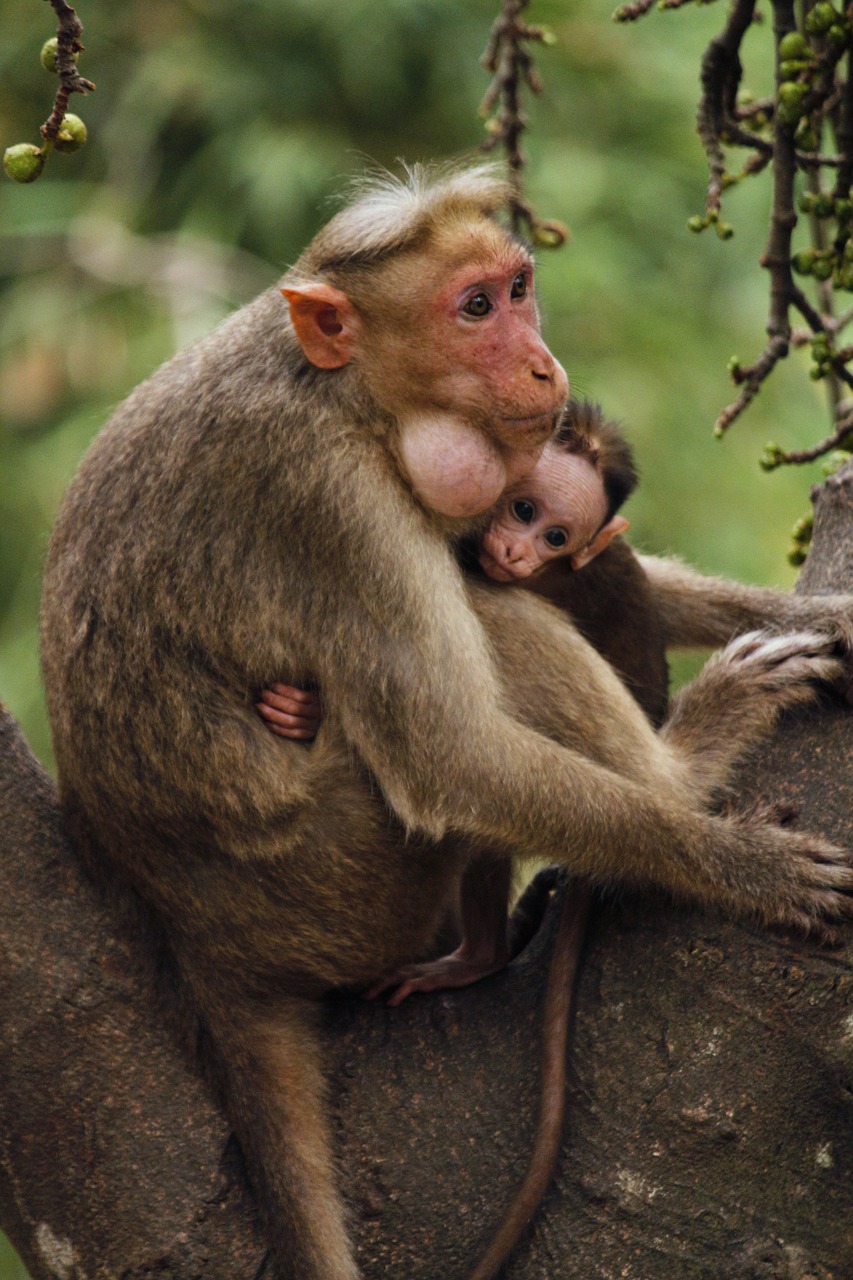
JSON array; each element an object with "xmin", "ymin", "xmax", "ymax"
[{"xmin": 478, "ymin": 444, "xmax": 626, "ymax": 582}]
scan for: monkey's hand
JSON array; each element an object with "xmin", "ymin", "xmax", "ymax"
[
  {"xmin": 256, "ymin": 684, "xmax": 322, "ymax": 741},
  {"xmin": 710, "ymin": 626, "xmax": 853, "ymax": 709},
  {"xmin": 363, "ymin": 941, "xmax": 511, "ymax": 1007},
  {"xmin": 755, "ymin": 599, "xmax": 853, "ymax": 700},
  {"xmin": 718, "ymin": 816, "xmax": 853, "ymax": 943}
]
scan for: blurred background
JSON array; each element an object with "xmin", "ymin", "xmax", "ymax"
[{"xmin": 0, "ymin": 1, "xmax": 835, "ymax": 1274}]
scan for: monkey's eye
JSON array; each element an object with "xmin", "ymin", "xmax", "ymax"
[
  {"xmin": 510, "ymin": 271, "xmax": 528, "ymax": 299},
  {"xmin": 463, "ymin": 292, "xmax": 492, "ymax": 318},
  {"xmin": 511, "ymin": 499, "xmax": 535, "ymax": 524},
  {"xmin": 545, "ymin": 528, "xmax": 568, "ymax": 549}
]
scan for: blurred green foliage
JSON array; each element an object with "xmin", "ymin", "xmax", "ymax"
[{"xmin": 0, "ymin": 1, "xmax": 837, "ymax": 1272}]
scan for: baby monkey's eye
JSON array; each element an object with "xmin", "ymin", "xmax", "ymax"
[
  {"xmin": 544, "ymin": 528, "xmax": 568, "ymax": 549},
  {"xmin": 510, "ymin": 271, "xmax": 527, "ymax": 299},
  {"xmin": 511, "ymin": 499, "xmax": 535, "ymax": 523},
  {"xmin": 463, "ymin": 292, "xmax": 492, "ymax": 318}
]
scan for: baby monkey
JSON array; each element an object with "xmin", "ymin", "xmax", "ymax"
[
  {"xmin": 257, "ymin": 400, "xmax": 636, "ymax": 1000},
  {"xmin": 475, "ymin": 398, "xmax": 635, "ymax": 583}
]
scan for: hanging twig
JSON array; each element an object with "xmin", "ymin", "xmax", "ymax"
[
  {"xmin": 480, "ymin": 0, "xmax": 567, "ymax": 246},
  {"xmin": 777, "ymin": 417, "xmax": 853, "ymax": 463},
  {"xmin": 696, "ymin": 0, "xmax": 758, "ymax": 220},
  {"xmin": 715, "ymin": 335, "xmax": 789, "ymax": 436},
  {"xmin": 3, "ymin": 0, "xmax": 94, "ymax": 183},
  {"xmin": 40, "ymin": 0, "xmax": 94, "ymax": 144}
]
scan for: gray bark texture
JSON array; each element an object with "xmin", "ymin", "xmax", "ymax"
[{"xmin": 2, "ymin": 468, "xmax": 853, "ymax": 1280}]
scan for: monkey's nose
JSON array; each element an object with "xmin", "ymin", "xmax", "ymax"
[
  {"xmin": 505, "ymin": 542, "xmax": 530, "ymax": 567},
  {"xmin": 531, "ymin": 355, "xmax": 555, "ymax": 383},
  {"xmin": 530, "ymin": 350, "xmax": 567, "ymax": 389}
]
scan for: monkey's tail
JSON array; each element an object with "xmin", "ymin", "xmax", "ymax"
[
  {"xmin": 468, "ymin": 878, "xmax": 592, "ymax": 1280},
  {"xmin": 205, "ymin": 994, "xmax": 360, "ymax": 1280}
]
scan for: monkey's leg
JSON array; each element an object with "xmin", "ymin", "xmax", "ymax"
[
  {"xmin": 661, "ymin": 628, "xmax": 847, "ymax": 807},
  {"xmin": 365, "ymin": 855, "xmax": 512, "ymax": 1004},
  {"xmin": 202, "ymin": 994, "xmax": 359, "ymax": 1280}
]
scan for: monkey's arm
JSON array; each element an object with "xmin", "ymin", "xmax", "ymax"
[
  {"xmin": 317, "ymin": 542, "xmax": 852, "ymax": 931},
  {"xmin": 637, "ymin": 552, "xmax": 853, "ymax": 649}
]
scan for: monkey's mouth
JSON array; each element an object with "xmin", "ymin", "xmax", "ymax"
[
  {"xmin": 493, "ymin": 410, "xmax": 564, "ymax": 452},
  {"xmin": 478, "ymin": 551, "xmax": 528, "ymax": 583},
  {"xmin": 500, "ymin": 411, "xmax": 560, "ymax": 431}
]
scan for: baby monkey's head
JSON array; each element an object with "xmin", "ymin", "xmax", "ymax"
[{"xmin": 478, "ymin": 399, "xmax": 638, "ymax": 583}]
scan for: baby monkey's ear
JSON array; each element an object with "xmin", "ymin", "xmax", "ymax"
[
  {"xmin": 282, "ymin": 283, "xmax": 361, "ymax": 369},
  {"xmin": 570, "ymin": 515, "xmax": 629, "ymax": 572}
]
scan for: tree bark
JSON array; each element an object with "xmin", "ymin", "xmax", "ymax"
[{"xmin": 2, "ymin": 470, "xmax": 853, "ymax": 1280}]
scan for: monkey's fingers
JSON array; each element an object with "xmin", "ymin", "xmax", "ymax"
[
  {"xmin": 267, "ymin": 683, "xmax": 322, "ymax": 708},
  {"xmin": 257, "ymin": 685, "xmax": 322, "ymax": 736},
  {"xmin": 362, "ymin": 974, "xmax": 403, "ymax": 1001},
  {"xmin": 261, "ymin": 685, "xmax": 322, "ymax": 714},
  {"xmin": 809, "ymin": 604, "xmax": 853, "ymax": 659},
  {"xmin": 256, "ymin": 700, "xmax": 319, "ymax": 740},
  {"xmin": 723, "ymin": 628, "xmax": 844, "ymax": 674}
]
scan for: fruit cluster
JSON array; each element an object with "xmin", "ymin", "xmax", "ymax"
[{"xmin": 3, "ymin": 38, "xmax": 88, "ymax": 184}]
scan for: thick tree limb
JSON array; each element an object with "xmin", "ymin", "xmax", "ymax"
[{"xmin": 3, "ymin": 470, "xmax": 853, "ymax": 1278}]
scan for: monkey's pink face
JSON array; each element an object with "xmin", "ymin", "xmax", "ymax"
[
  {"xmin": 479, "ymin": 447, "xmax": 608, "ymax": 582},
  {"xmin": 424, "ymin": 238, "xmax": 569, "ymax": 449},
  {"xmin": 388, "ymin": 233, "xmax": 570, "ymax": 517}
]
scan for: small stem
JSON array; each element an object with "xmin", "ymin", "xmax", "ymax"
[
  {"xmin": 774, "ymin": 413, "xmax": 853, "ymax": 463},
  {"xmin": 715, "ymin": 335, "xmax": 789, "ymax": 435},
  {"xmin": 40, "ymin": 0, "xmax": 95, "ymax": 144}
]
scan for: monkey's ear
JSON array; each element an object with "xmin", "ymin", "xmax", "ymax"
[
  {"xmin": 281, "ymin": 283, "xmax": 361, "ymax": 369},
  {"xmin": 570, "ymin": 515, "xmax": 629, "ymax": 572}
]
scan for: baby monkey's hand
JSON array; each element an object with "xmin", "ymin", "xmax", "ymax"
[{"xmin": 257, "ymin": 684, "xmax": 322, "ymax": 741}]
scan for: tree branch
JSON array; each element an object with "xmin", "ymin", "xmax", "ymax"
[{"xmin": 3, "ymin": 469, "xmax": 853, "ymax": 1276}]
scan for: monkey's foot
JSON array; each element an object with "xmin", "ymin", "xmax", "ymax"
[
  {"xmin": 665, "ymin": 628, "xmax": 851, "ymax": 808},
  {"xmin": 718, "ymin": 627, "xmax": 848, "ymax": 692},
  {"xmin": 363, "ymin": 948, "xmax": 510, "ymax": 1007}
]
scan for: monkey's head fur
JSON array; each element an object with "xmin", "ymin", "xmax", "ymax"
[
  {"xmin": 554, "ymin": 398, "xmax": 638, "ymax": 525},
  {"xmin": 298, "ymin": 164, "xmax": 514, "ymax": 274}
]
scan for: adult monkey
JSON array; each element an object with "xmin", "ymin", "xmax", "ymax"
[{"xmin": 41, "ymin": 166, "xmax": 853, "ymax": 1280}]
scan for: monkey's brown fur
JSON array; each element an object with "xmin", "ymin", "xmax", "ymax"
[
  {"xmin": 41, "ymin": 167, "xmax": 853, "ymax": 1279},
  {"xmin": 553, "ymin": 397, "xmax": 638, "ymax": 530},
  {"xmin": 532, "ymin": 538, "xmax": 669, "ymax": 726}
]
